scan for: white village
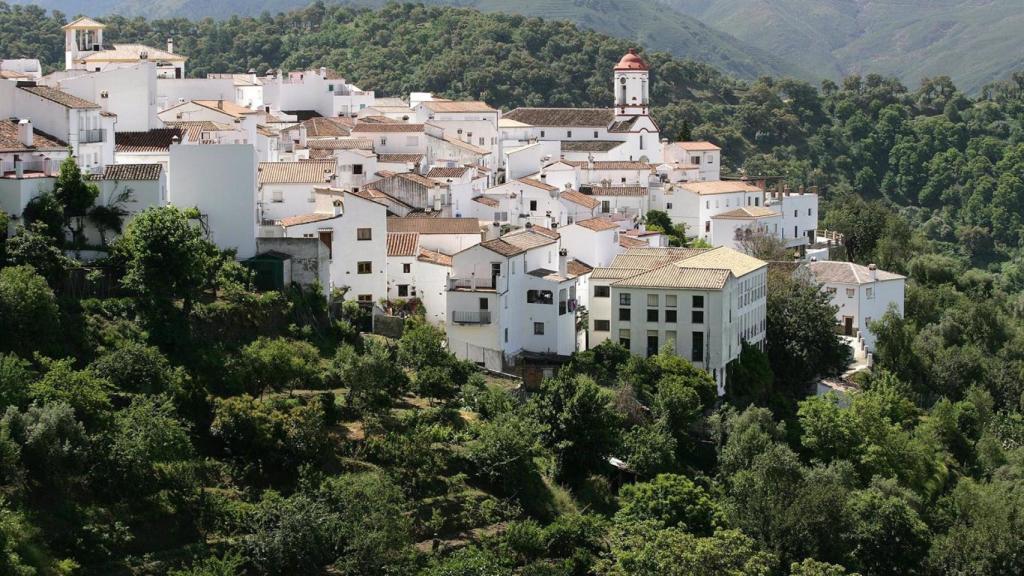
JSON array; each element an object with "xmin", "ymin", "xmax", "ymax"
[{"xmin": 0, "ymin": 17, "xmax": 905, "ymax": 394}]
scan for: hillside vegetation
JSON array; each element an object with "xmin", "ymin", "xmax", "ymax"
[{"xmin": 664, "ymin": 0, "xmax": 1024, "ymax": 92}]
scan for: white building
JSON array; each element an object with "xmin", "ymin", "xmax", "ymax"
[
  {"xmin": 588, "ymin": 246, "xmax": 767, "ymax": 394},
  {"xmin": 43, "ymin": 62, "xmax": 162, "ymax": 132},
  {"xmin": 63, "ymin": 17, "xmax": 186, "ymax": 79},
  {"xmin": 278, "ymin": 187, "xmax": 388, "ymax": 303},
  {"xmin": 0, "ymin": 119, "xmax": 69, "ymax": 230},
  {"xmin": 169, "ymin": 143, "xmax": 257, "ymax": 258},
  {"xmin": 386, "ymin": 231, "xmax": 452, "ymax": 325},
  {"xmin": 805, "ymin": 260, "xmax": 906, "ymax": 351},
  {"xmin": 256, "ymin": 160, "xmax": 337, "ymax": 224},
  {"xmin": 663, "ymin": 141, "xmax": 721, "ymax": 182},
  {"xmin": 385, "ymin": 217, "xmax": 482, "ymax": 254},
  {"xmin": 710, "ymin": 206, "xmax": 784, "ymax": 251},
  {"xmin": 559, "ymin": 217, "xmax": 622, "ymax": 268},
  {"xmin": 84, "ymin": 163, "xmax": 166, "ymax": 245},
  {"xmin": 413, "ymin": 100, "xmax": 500, "ymax": 171},
  {"xmin": 446, "ymin": 229, "xmax": 579, "ymax": 371},
  {"xmin": 351, "ymin": 122, "xmax": 424, "ymax": 155},
  {"xmin": 261, "ymin": 69, "xmax": 374, "ymax": 118}
]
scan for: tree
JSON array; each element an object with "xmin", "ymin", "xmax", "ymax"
[
  {"xmin": 842, "ymin": 478, "xmax": 929, "ymax": 576},
  {"xmin": 3, "ymin": 224, "xmax": 74, "ymax": 287},
  {"xmin": 333, "ymin": 341, "xmax": 409, "ymax": 415},
  {"xmin": 726, "ymin": 342, "xmax": 775, "ymax": 407},
  {"xmin": 87, "ymin": 188, "xmax": 131, "ymax": 247},
  {"xmin": 52, "ymin": 156, "xmax": 99, "ymax": 246},
  {"xmin": 89, "ymin": 341, "xmax": 184, "ymax": 395},
  {"xmin": 233, "ymin": 337, "xmax": 323, "ymax": 396},
  {"xmin": 397, "ymin": 320, "xmax": 447, "ymax": 371},
  {"xmin": 21, "ymin": 193, "xmax": 64, "ymax": 246},
  {"xmin": 766, "ymin": 270, "xmax": 850, "ymax": 390},
  {"xmin": 115, "ymin": 206, "xmax": 222, "ymax": 311},
  {"xmin": 621, "ymin": 421, "xmax": 678, "ymax": 478},
  {"xmin": 738, "ymin": 229, "xmax": 790, "ymax": 261},
  {"xmin": 615, "ymin": 474, "xmax": 722, "ymax": 535},
  {"xmin": 28, "ymin": 357, "xmax": 112, "ymax": 431},
  {"xmin": 465, "ymin": 411, "xmax": 543, "ymax": 493},
  {"xmin": 0, "ymin": 354, "xmax": 34, "ymax": 409},
  {"xmin": 0, "ymin": 265, "xmax": 59, "ymax": 358},
  {"xmin": 107, "ymin": 396, "xmax": 193, "ymax": 497},
  {"xmin": 597, "ymin": 526, "xmax": 774, "ymax": 576}
]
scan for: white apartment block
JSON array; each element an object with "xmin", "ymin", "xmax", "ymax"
[
  {"xmin": 806, "ymin": 260, "xmax": 906, "ymax": 351},
  {"xmin": 588, "ymin": 246, "xmax": 768, "ymax": 395},
  {"xmin": 386, "ymin": 231, "xmax": 452, "ymax": 326}
]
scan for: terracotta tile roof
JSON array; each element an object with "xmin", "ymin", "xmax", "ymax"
[
  {"xmin": 351, "ymin": 188, "xmax": 411, "ymax": 209},
  {"xmin": 303, "ymin": 117, "xmax": 354, "ymax": 138},
  {"xmin": 567, "ymin": 161, "xmax": 654, "ymax": 171},
  {"xmin": 418, "ymin": 248, "xmax": 452, "ymax": 266},
  {"xmin": 190, "ymin": 100, "xmax": 255, "ymax": 117},
  {"xmin": 575, "ymin": 217, "xmax": 620, "ymax": 232},
  {"xmin": 279, "ymin": 212, "xmax": 339, "ymax": 227},
  {"xmin": 0, "ymin": 70, "xmax": 28, "ymax": 80},
  {"xmin": 387, "ymin": 232, "xmax": 420, "ymax": 257},
  {"xmin": 679, "ymin": 180, "xmax": 763, "ymax": 195},
  {"xmin": 308, "ymin": 149, "xmax": 333, "ymax": 160},
  {"xmin": 671, "ymin": 141, "xmax": 721, "ymax": 151},
  {"xmin": 608, "ymin": 117, "xmax": 639, "ymax": 133},
  {"xmin": 807, "ymin": 261, "xmax": 905, "ymax": 285},
  {"xmin": 426, "ymin": 166, "xmax": 470, "ymax": 178},
  {"xmin": 81, "ymin": 44, "xmax": 185, "ymax": 63},
  {"xmin": 502, "ymin": 229, "xmax": 558, "ymax": 252},
  {"xmin": 387, "ymin": 217, "xmax": 481, "ymax": 235},
  {"xmin": 357, "ymin": 115, "xmax": 405, "ymax": 124},
  {"xmin": 528, "ymin": 225, "xmax": 560, "ymax": 239},
  {"xmin": 256, "ymin": 125, "xmax": 277, "ymax": 138},
  {"xmin": 676, "ymin": 246, "xmax": 767, "ymax": 277},
  {"xmin": 421, "ymin": 100, "xmax": 497, "ymax": 113},
  {"xmin": 115, "ymin": 128, "xmax": 184, "ymax": 153},
  {"xmin": 352, "ymin": 123, "xmax": 424, "ymax": 133},
  {"xmin": 503, "ymin": 108, "xmax": 613, "ymax": 127},
  {"xmin": 561, "ymin": 140, "xmax": 623, "ymax": 152},
  {"xmin": 619, "ymin": 235, "xmax": 649, "ymax": 248},
  {"xmin": 479, "ymin": 238, "xmax": 525, "ymax": 257},
  {"xmin": 567, "ymin": 259, "xmax": 594, "ymax": 277},
  {"xmin": 560, "ymin": 190, "xmax": 600, "ymax": 209},
  {"xmin": 63, "ymin": 16, "xmax": 106, "ymax": 29},
  {"xmin": 0, "ymin": 120, "xmax": 66, "ymax": 152},
  {"xmin": 378, "ymin": 153, "xmax": 423, "ymax": 163},
  {"xmin": 580, "ymin": 185, "xmax": 648, "ymax": 197},
  {"xmin": 517, "ymin": 177, "xmax": 557, "ymax": 191},
  {"xmin": 711, "ymin": 206, "xmax": 781, "ymax": 219},
  {"xmin": 395, "ymin": 172, "xmax": 439, "ymax": 187},
  {"xmin": 89, "ymin": 163, "xmax": 162, "ymax": 181},
  {"xmin": 438, "ymin": 134, "xmax": 490, "ymax": 155},
  {"xmin": 473, "ymin": 196, "xmax": 500, "ymax": 207},
  {"xmin": 614, "ymin": 265, "xmax": 731, "ymax": 290},
  {"xmin": 19, "ymin": 85, "xmax": 99, "ymax": 109},
  {"xmin": 258, "ymin": 160, "xmax": 336, "ymax": 185},
  {"xmin": 163, "ymin": 121, "xmax": 233, "ymax": 142},
  {"xmin": 609, "ymin": 248, "xmax": 709, "ymax": 270},
  {"xmin": 307, "ymin": 138, "xmax": 373, "ymax": 150}
]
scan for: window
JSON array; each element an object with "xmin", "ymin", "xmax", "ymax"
[
  {"xmin": 647, "ymin": 331, "xmax": 658, "ymax": 356},
  {"xmin": 594, "ymin": 286, "xmax": 610, "ymax": 298},
  {"xmin": 846, "ymin": 288, "xmax": 855, "ymax": 298},
  {"xmin": 397, "ymin": 285, "xmax": 409, "ymax": 297},
  {"xmin": 667, "ymin": 202, "xmax": 673, "ymax": 209},
  {"xmin": 647, "ymin": 294, "xmax": 659, "ymax": 307},
  {"xmin": 621, "ymin": 177, "xmax": 627, "ymax": 183},
  {"xmin": 666, "ymin": 310, "xmax": 677, "ymax": 323},
  {"xmin": 691, "ymin": 331, "xmax": 704, "ymax": 362},
  {"xmin": 640, "ymin": 135, "xmax": 645, "ymax": 149},
  {"xmin": 705, "ymin": 221, "xmax": 710, "ymax": 233},
  {"xmin": 692, "ymin": 310, "xmax": 704, "ymax": 324},
  {"xmin": 602, "ymin": 201, "xmax": 611, "ymax": 213},
  {"xmin": 527, "ymin": 290, "xmax": 554, "ymax": 304},
  {"xmin": 594, "ymin": 320, "xmax": 610, "ymax": 331},
  {"xmin": 271, "ymin": 190, "xmax": 283, "ymax": 203},
  {"xmin": 479, "ymin": 137, "xmax": 485, "ymax": 146},
  {"xmin": 707, "ymin": 156, "xmax": 713, "ymax": 164},
  {"xmin": 357, "ymin": 261, "xmax": 371, "ymax": 274},
  {"xmin": 353, "ymin": 164, "xmax": 363, "ymax": 175},
  {"xmin": 619, "ymin": 329, "xmax": 631, "ymax": 349},
  {"xmin": 866, "ymin": 287, "xmax": 874, "ymax": 299},
  {"xmin": 691, "ymin": 156, "xmax": 700, "ymax": 165},
  {"xmin": 357, "ymin": 294, "xmax": 372, "ymax": 302},
  {"xmin": 529, "ymin": 200, "xmax": 537, "ymax": 211},
  {"xmin": 534, "ymin": 322, "xmax": 545, "ymax": 335},
  {"xmin": 666, "ymin": 331, "xmax": 676, "ymax": 346},
  {"xmin": 540, "ymin": 130, "xmax": 545, "ymax": 138},
  {"xmin": 402, "ymin": 263, "xmax": 411, "ymax": 273},
  {"xmin": 620, "ymin": 293, "xmax": 631, "ymax": 306},
  {"xmin": 808, "ymin": 208, "xmax": 812, "ymax": 216},
  {"xmin": 794, "ymin": 225, "xmax": 798, "ymax": 238},
  {"xmin": 479, "ymin": 298, "xmax": 489, "ymax": 310},
  {"xmin": 594, "ymin": 131, "xmax": 599, "ymax": 138},
  {"xmin": 666, "ymin": 295, "xmax": 677, "ymax": 307},
  {"xmin": 647, "ymin": 309, "xmax": 659, "ymax": 322},
  {"xmin": 692, "ymin": 295, "xmax": 704, "ymax": 308},
  {"xmin": 380, "ymin": 137, "xmax": 387, "ymax": 146},
  {"xmin": 356, "ymin": 228, "xmax": 372, "ymax": 240},
  {"xmin": 567, "ymin": 130, "xmax": 573, "ymax": 138},
  {"xmin": 619, "ymin": 308, "xmax": 632, "ymax": 321}
]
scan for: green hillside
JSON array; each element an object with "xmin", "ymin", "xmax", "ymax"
[
  {"xmin": 663, "ymin": 0, "xmax": 1024, "ymax": 92},
  {"xmin": 6, "ymin": 0, "xmax": 802, "ymax": 80}
]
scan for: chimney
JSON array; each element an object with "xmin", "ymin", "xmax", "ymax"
[
  {"xmin": 217, "ymin": 99, "xmax": 223, "ymax": 110},
  {"xmin": 868, "ymin": 263, "xmax": 877, "ymax": 282},
  {"xmin": 167, "ymin": 38, "xmax": 174, "ymax": 54},
  {"xmin": 13, "ymin": 154, "xmax": 23, "ymax": 179},
  {"xmin": 171, "ymin": 134, "xmax": 180, "ymax": 145},
  {"xmin": 18, "ymin": 119, "xmax": 32, "ymax": 147},
  {"xmin": 558, "ymin": 248, "xmax": 568, "ymax": 276},
  {"xmin": 333, "ymin": 198, "xmax": 343, "ymax": 216},
  {"xmin": 320, "ymin": 67, "xmax": 327, "ymax": 78}
]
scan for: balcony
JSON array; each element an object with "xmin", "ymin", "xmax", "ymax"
[
  {"xmin": 78, "ymin": 129, "xmax": 105, "ymax": 144},
  {"xmin": 451, "ymin": 310, "xmax": 491, "ymax": 325},
  {"xmin": 449, "ymin": 277, "xmax": 497, "ymax": 291}
]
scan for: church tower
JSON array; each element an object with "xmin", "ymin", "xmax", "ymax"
[
  {"xmin": 63, "ymin": 17, "xmax": 106, "ymax": 71},
  {"xmin": 613, "ymin": 49, "xmax": 650, "ymax": 117}
]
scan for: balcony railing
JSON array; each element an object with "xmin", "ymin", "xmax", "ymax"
[
  {"xmin": 78, "ymin": 129, "xmax": 105, "ymax": 144},
  {"xmin": 451, "ymin": 310, "xmax": 491, "ymax": 324},
  {"xmin": 449, "ymin": 277, "xmax": 496, "ymax": 291}
]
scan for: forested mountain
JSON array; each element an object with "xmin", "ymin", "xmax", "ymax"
[
  {"xmin": 663, "ymin": 0, "xmax": 1024, "ymax": 92},
  {"xmin": 6, "ymin": 0, "xmax": 801, "ymax": 80}
]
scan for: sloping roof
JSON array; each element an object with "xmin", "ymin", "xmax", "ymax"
[
  {"xmin": 581, "ymin": 185, "xmax": 648, "ymax": 197},
  {"xmin": 566, "ymin": 160, "xmax": 654, "ymax": 171},
  {"xmin": 81, "ymin": 44, "xmax": 186, "ymax": 63},
  {"xmin": 418, "ymin": 248, "xmax": 452, "ymax": 267},
  {"xmin": 89, "ymin": 163, "xmax": 162, "ymax": 181},
  {"xmin": 608, "ymin": 117, "xmax": 639, "ymax": 133},
  {"xmin": 426, "ymin": 166, "xmax": 470, "ymax": 178},
  {"xmin": 163, "ymin": 120, "xmax": 234, "ymax": 142},
  {"xmin": 806, "ymin": 261, "xmax": 905, "ymax": 285},
  {"xmin": 502, "ymin": 229, "xmax": 558, "ymax": 251},
  {"xmin": 479, "ymin": 238, "xmax": 525, "ymax": 257},
  {"xmin": 614, "ymin": 264, "xmax": 731, "ymax": 290},
  {"xmin": 528, "ymin": 225, "xmax": 560, "ymax": 239},
  {"xmin": 575, "ymin": 217, "xmax": 620, "ymax": 232},
  {"xmin": 63, "ymin": 17, "xmax": 106, "ymax": 29},
  {"xmin": 378, "ymin": 153, "xmax": 423, "ymax": 163},
  {"xmin": 440, "ymin": 134, "xmax": 490, "ymax": 155},
  {"xmin": 387, "ymin": 217, "xmax": 481, "ymax": 235},
  {"xmin": 561, "ymin": 140, "xmax": 623, "ymax": 152},
  {"xmin": 567, "ymin": 259, "xmax": 594, "ymax": 277},
  {"xmin": 191, "ymin": 99, "xmax": 255, "ymax": 117},
  {"xmin": 307, "ymin": 138, "xmax": 373, "ymax": 150},
  {"xmin": 279, "ymin": 212, "xmax": 339, "ymax": 227},
  {"xmin": 711, "ymin": 206, "xmax": 781, "ymax": 219},
  {"xmin": 387, "ymin": 232, "xmax": 420, "ymax": 257},
  {"xmin": 473, "ymin": 196, "xmax": 500, "ymax": 208},
  {"xmin": 421, "ymin": 100, "xmax": 496, "ymax": 113},
  {"xmin": 517, "ymin": 177, "xmax": 557, "ymax": 192},
  {"xmin": 0, "ymin": 120, "xmax": 66, "ymax": 152},
  {"xmin": 258, "ymin": 160, "xmax": 336, "ymax": 185},
  {"xmin": 352, "ymin": 123, "xmax": 424, "ymax": 133},
  {"xmin": 609, "ymin": 247, "xmax": 709, "ymax": 270},
  {"xmin": 560, "ymin": 190, "xmax": 600, "ymax": 209},
  {"xmin": 303, "ymin": 116, "xmax": 353, "ymax": 138},
  {"xmin": 672, "ymin": 141, "xmax": 721, "ymax": 151},
  {"xmin": 392, "ymin": 171, "xmax": 438, "ymax": 188},
  {"xmin": 678, "ymin": 247, "xmax": 767, "ymax": 277},
  {"xmin": 619, "ymin": 235, "xmax": 649, "ymax": 248},
  {"xmin": 285, "ymin": 110, "xmax": 323, "ymax": 121},
  {"xmin": 115, "ymin": 128, "xmax": 184, "ymax": 153},
  {"xmin": 19, "ymin": 85, "xmax": 99, "ymax": 109},
  {"xmin": 349, "ymin": 188, "xmax": 407, "ymax": 209},
  {"xmin": 503, "ymin": 108, "xmax": 613, "ymax": 127},
  {"xmin": 678, "ymin": 180, "xmax": 763, "ymax": 195}
]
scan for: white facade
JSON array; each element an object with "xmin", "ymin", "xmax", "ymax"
[
  {"xmin": 806, "ymin": 261, "xmax": 906, "ymax": 352},
  {"xmin": 559, "ymin": 220, "xmax": 621, "ymax": 268},
  {"xmin": 169, "ymin": 144, "xmax": 257, "ymax": 258},
  {"xmin": 261, "ymin": 69, "xmax": 374, "ymax": 118},
  {"xmin": 48, "ymin": 63, "xmax": 161, "ymax": 132}
]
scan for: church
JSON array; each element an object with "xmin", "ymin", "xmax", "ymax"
[{"xmin": 499, "ymin": 49, "xmax": 661, "ymax": 165}]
